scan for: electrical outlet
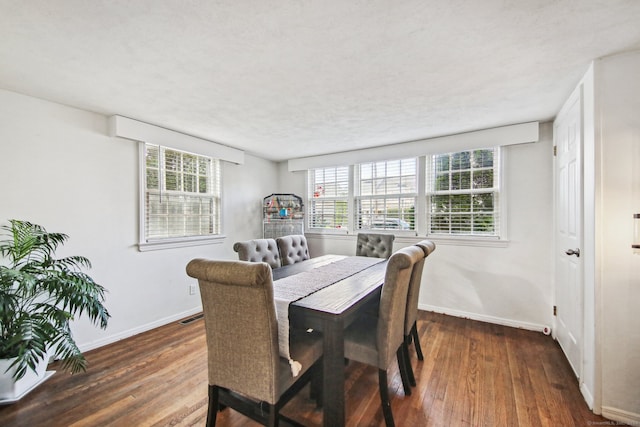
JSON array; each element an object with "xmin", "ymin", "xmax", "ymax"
[{"xmin": 189, "ymin": 283, "xmax": 197, "ymax": 295}]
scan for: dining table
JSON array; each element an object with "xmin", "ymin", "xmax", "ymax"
[{"xmin": 272, "ymin": 254, "xmax": 388, "ymax": 427}]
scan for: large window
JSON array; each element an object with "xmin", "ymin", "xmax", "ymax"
[
  {"xmin": 355, "ymin": 159, "xmax": 417, "ymax": 231},
  {"xmin": 306, "ymin": 148, "xmax": 502, "ymax": 241},
  {"xmin": 143, "ymin": 144, "xmax": 221, "ymax": 242},
  {"xmin": 427, "ymin": 148, "xmax": 500, "ymax": 236},
  {"xmin": 308, "ymin": 166, "xmax": 349, "ymax": 229}
]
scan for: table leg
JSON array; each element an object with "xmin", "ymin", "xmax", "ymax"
[{"xmin": 322, "ymin": 318, "xmax": 345, "ymax": 427}]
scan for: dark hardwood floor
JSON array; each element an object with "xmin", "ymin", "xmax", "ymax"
[{"xmin": 0, "ymin": 311, "xmax": 618, "ymax": 426}]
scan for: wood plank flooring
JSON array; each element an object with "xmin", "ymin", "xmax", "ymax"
[{"xmin": 0, "ymin": 311, "xmax": 619, "ymax": 426}]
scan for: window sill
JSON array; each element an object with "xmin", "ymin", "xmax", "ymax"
[
  {"xmin": 138, "ymin": 235, "xmax": 226, "ymax": 252},
  {"xmin": 416, "ymin": 235, "xmax": 509, "ymax": 248},
  {"xmin": 307, "ymin": 232, "xmax": 509, "ymax": 248},
  {"xmin": 306, "ymin": 228, "xmax": 350, "ymax": 236}
]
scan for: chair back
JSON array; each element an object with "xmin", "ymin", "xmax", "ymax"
[
  {"xmin": 276, "ymin": 235, "xmax": 310, "ymax": 266},
  {"xmin": 186, "ymin": 259, "xmax": 280, "ymax": 404},
  {"xmin": 415, "ymin": 239, "xmax": 436, "ymax": 257},
  {"xmin": 356, "ymin": 233, "xmax": 395, "ymax": 259},
  {"xmin": 404, "ymin": 240, "xmax": 436, "ymax": 334},
  {"xmin": 233, "ymin": 238, "xmax": 281, "ymax": 269},
  {"xmin": 376, "ymin": 245, "xmax": 424, "ymax": 367}
]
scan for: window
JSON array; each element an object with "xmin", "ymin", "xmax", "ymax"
[
  {"xmin": 355, "ymin": 159, "xmax": 417, "ymax": 231},
  {"xmin": 143, "ymin": 144, "xmax": 221, "ymax": 243},
  {"xmin": 427, "ymin": 148, "xmax": 500, "ymax": 237},
  {"xmin": 304, "ymin": 148, "xmax": 504, "ymax": 243},
  {"xmin": 308, "ymin": 166, "xmax": 349, "ymax": 230}
]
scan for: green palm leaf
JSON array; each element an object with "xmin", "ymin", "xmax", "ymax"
[{"xmin": 0, "ymin": 220, "xmax": 110, "ymax": 380}]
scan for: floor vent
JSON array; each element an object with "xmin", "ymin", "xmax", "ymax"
[{"xmin": 179, "ymin": 313, "xmax": 204, "ymax": 325}]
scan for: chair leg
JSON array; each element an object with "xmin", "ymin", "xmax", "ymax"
[
  {"xmin": 267, "ymin": 403, "xmax": 278, "ymax": 427},
  {"xmin": 310, "ymin": 363, "xmax": 323, "ymax": 407},
  {"xmin": 411, "ymin": 322, "xmax": 424, "ymax": 360},
  {"xmin": 403, "ymin": 337, "xmax": 416, "ymax": 387},
  {"xmin": 207, "ymin": 385, "xmax": 218, "ymax": 427},
  {"xmin": 396, "ymin": 347, "xmax": 412, "ymax": 396},
  {"xmin": 378, "ymin": 369, "xmax": 396, "ymax": 427}
]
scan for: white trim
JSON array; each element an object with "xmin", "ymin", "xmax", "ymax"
[
  {"xmin": 306, "ymin": 232, "xmax": 509, "ymax": 248},
  {"xmin": 425, "ymin": 147, "xmax": 505, "ymax": 240},
  {"xmin": 77, "ymin": 306, "xmax": 203, "ymax": 354},
  {"xmin": 416, "ymin": 156, "xmax": 428, "ymax": 234},
  {"xmin": 415, "ymin": 236, "xmax": 509, "ymax": 248},
  {"xmin": 304, "ymin": 148, "xmax": 507, "ymax": 243},
  {"xmin": 499, "ymin": 147, "xmax": 509, "ymax": 240},
  {"xmin": 288, "ymin": 121, "xmax": 539, "ymax": 171},
  {"xmin": 138, "ymin": 235, "xmax": 226, "ymax": 252},
  {"xmin": 138, "ymin": 142, "xmax": 146, "ymax": 247},
  {"xmin": 137, "ymin": 142, "xmax": 224, "ymax": 250},
  {"xmin": 599, "ymin": 407, "xmax": 640, "ymax": 426},
  {"xmin": 420, "ymin": 305, "xmax": 549, "ymax": 333},
  {"xmin": 109, "ymin": 115, "xmax": 244, "ymax": 164},
  {"xmin": 580, "ymin": 384, "xmax": 595, "ymax": 411}
]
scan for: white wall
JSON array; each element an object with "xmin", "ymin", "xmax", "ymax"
[
  {"xmin": 277, "ymin": 124, "xmax": 555, "ymax": 331},
  {"xmin": 422, "ymin": 127, "xmax": 553, "ymax": 329},
  {"xmin": 595, "ymin": 50, "xmax": 640, "ymax": 423},
  {"xmin": 0, "ymin": 89, "xmax": 277, "ymax": 352}
]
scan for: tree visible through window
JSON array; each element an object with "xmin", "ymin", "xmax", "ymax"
[
  {"xmin": 144, "ymin": 144, "xmax": 220, "ymax": 241},
  {"xmin": 428, "ymin": 148, "xmax": 499, "ymax": 236}
]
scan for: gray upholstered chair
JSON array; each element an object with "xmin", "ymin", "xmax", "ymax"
[
  {"xmin": 355, "ymin": 233, "xmax": 395, "ymax": 259},
  {"xmin": 276, "ymin": 235, "xmax": 310, "ymax": 266},
  {"xmin": 401, "ymin": 239, "xmax": 436, "ymax": 388},
  {"xmin": 185, "ymin": 259, "xmax": 322, "ymax": 427},
  {"xmin": 233, "ymin": 238, "xmax": 281, "ymax": 269},
  {"xmin": 343, "ymin": 245, "xmax": 424, "ymax": 427}
]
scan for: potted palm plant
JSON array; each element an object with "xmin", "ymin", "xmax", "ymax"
[{"xmin": 0, "ymin": 220, "xmax": 110, "ymax": 401}]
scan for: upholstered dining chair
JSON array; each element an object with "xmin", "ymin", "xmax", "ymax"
[
  {"xmin": 355, "ymin": 233, "xmax": 395, "ymax": 259},
  {"xmin": 401, "ymin": 239, "xmax": 436, "ymax": 388},
  {"xmin": 185, "ymin": 259, "xmax": 322, "ymax": 427},
  {"xmin": 343, "ymin": 245, "xmax": 424, "ymax": 427},
  {"xmin": 276, "ymin": 234, "xmax": 310, "ymax": 266},
  {"xmin": 233, "ymin": 238, "xmax": 281, "ymax": 269}
]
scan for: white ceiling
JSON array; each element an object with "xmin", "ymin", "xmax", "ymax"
[{"xmin": 1, "ymin": 1, "xmax": 639, "ymax": 161}]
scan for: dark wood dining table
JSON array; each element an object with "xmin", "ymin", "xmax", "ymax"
[{"xmin": 272, "ymin": 254, "xmax": 388, "ymax": 427}]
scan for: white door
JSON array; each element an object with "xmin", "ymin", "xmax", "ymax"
[{"xmin": 553, "ymin": 87, "xmax": 583, "ymax": 378}]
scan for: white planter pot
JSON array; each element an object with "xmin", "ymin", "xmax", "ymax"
[{"xmin": 0, "ymin": 357, "xmax": 54, "ymax": 403}]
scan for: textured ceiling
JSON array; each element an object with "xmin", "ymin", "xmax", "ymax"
[{"xmin": 1, "ymin": 0, "xmax": 639, "ymax": 161}]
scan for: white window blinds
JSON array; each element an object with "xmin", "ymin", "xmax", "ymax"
[
  {"xmin": 307, "ymin": 166, "xmax": 349, "ymax": 230},
  {"xmin": 355, "ymin": 158, "xmax": 417, "ymax": 231},
  {"xmin": 427, "ymin": 148, "xmax": 500, "ymax": 237},
  {"xmin": 144, "ymin": 144, "xmax": 221, "ymax": 241}
]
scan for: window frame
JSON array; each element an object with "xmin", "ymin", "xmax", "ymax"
[
  {"xmin": 306, "ymin": 165, "xmax": 352, "ymax": 235},
  {"xmin": 305, "ymin": 150, "xmax": 508, "ymax": 247},
  {"xmin": 138, "ymin": 142, "xmax": 224, "ymax": 251},
  {"xmin": 425, "ymin": 147, "xmax": 502, "ymax": 240},
  {"xmin": 354, "ymin": 158, "xmax": 418, "ymax": 236}
]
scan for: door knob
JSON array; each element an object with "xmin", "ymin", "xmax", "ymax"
[{"xmin": 565, "ymin": 248, "xmax": 580, "ymax": 257}]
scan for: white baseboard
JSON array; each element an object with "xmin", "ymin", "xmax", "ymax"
[
  {"xmin": 77, "ymin": 306, "xmax": 203, "ymax": 354},
  {"xmin": 580, "ymin": 382, "xmax": 595, "ymax": 411},
  {"xmin": 600, "ymin": 406, "xmax": 640, "ymax": 426},
  {"xmin": 419, "ymin": 303, "xmax": 550, "ymax": 333},
  {"xmin": 83, "ymin": 304, "xmax": 548, "ymax": 354}
]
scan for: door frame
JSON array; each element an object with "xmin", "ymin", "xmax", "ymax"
[{"xmin": 552, "ymin": 84, "xmax": 585, "ymax": 382}]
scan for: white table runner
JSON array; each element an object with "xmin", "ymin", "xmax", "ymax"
[{"xmin": 273, "ymin": 256, "xmax": 385, "ymax": 375}]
